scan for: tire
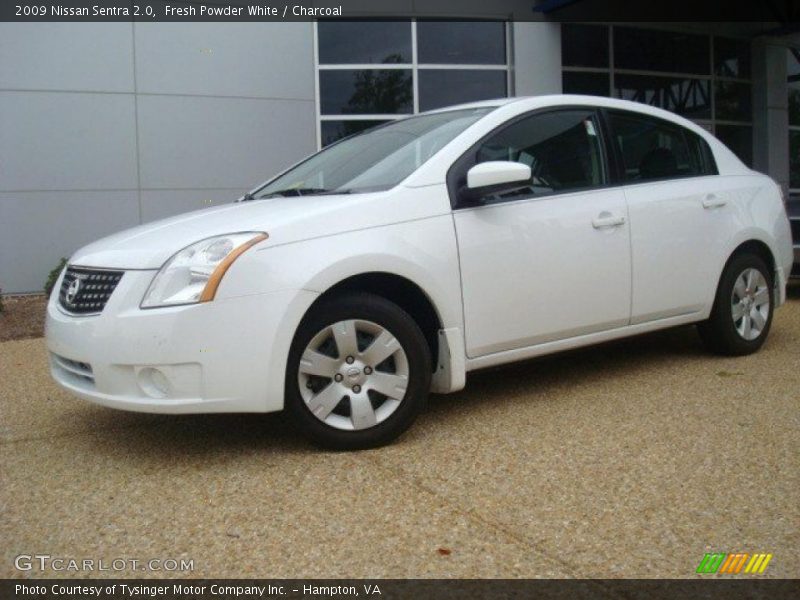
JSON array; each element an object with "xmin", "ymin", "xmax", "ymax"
[
  {"xmin": 285, "ymin": 292, "xmax": 431, "ymax": 450},
  {"xmin": 697, "ymin": 253, "xmax": 774, "ymax": 356}
]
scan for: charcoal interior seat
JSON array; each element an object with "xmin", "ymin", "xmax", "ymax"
[{"xmin": 639, "ymin": 147, "xmax": 678, "ymax": 179}]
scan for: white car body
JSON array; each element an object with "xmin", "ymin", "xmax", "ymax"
[{"xmin": 46, "ymin": 95, "xmax": 794, "ymax": 417}]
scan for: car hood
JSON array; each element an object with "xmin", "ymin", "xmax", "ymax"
[{"xmin": 70, "ymin": 190, "xmax": 430, "ymax": 269}]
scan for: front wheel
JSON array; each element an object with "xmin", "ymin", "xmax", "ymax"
[
  {"xmin": 285, "ymin": 292, "xmax": 431, "ymax": 450},
  {"xmin": 697, "ymin": 253, "xmax": 774, "ymax": 356}
]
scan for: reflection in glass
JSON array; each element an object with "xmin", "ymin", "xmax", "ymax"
[
  {"xmin": 789, "ymin": 49, "xmax": 800, "ymax": 127},
  {"xmin": 614, "ymin": 27, "xmax": 709, "ymax": 75},
  {"xmin": 318, "ymin": 21, "xmax": 411, "ymax": 64},
  {"xmin": 418, "ymin": 70, "xmax": 506, "ymax": 111},
  {"xmin": 614, "ymin": 74, "xmax": 711, "ymax": 119},
  {"xmin": 417, "ymin": 20, "xmax": 506, "ymax": 65},
  {"xmin": 321, "ymin": 120, "xmax": 390, "ymax": 147},
  {"xmin": 715, "ymin": 81, "xmax": 752, "ymax": 122},
  {"xmin": 562, "ymin": 71, "xmax": 610, "ymax": 96},
  {"xmin": 716, "ymin": 124, "xmax": 753, "ymax": 167},
  {"xmin": 561, "ymin": 24, "xmax": 609, "ymax": 68},
  {"xmin": 319, "ymin": 69, "xmax": 413, "ymax": 115},
  {"xmin": 714, "ymin": 37, "xmax": 751, "ymax": 79}
]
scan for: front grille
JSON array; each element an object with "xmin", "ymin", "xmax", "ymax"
[
  {"xmin": 58, "ymin": 267, "xmax": 124, "ymax": 315},
  {"xmin": 51, "ymin": 353, "xmax": 95, "ymax": 386}
]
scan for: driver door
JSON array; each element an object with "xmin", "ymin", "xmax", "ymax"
[{"xmin": 451, "ymin": 108, "xmax": 632, "ymax": 357}]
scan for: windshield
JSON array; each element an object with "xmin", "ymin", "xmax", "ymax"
[{"xmin": 252, "ymin": 107, "xmax": 493, "ymax": 197}]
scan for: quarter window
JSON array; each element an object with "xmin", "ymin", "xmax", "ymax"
[
  {"xmin": 608, "ymin": 112, "xmax": 711, "ymax": 182},
  {"xmin": 467, "ymin": 110, "xmax": 606, "ymax": 202}
]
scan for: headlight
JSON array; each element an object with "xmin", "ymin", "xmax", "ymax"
[{"xmin": 141, "ymin": 232, "xmax": 268, "ymax": 308}]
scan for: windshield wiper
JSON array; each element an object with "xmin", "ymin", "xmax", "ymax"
[{"xmin": 256, "ymin": 188, "xmax": 352, "ymax": 199}]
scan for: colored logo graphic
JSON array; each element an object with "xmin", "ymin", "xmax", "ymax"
[{"xmin": 696, "ymin": 552, "xmax": 773, "ymax": 574}]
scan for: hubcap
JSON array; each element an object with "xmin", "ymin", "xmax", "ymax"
[
  {"xmin": 730, "ymin": 268, "xmax": 769, "ymax": 341},
  {"xmin": 298, "ymin": 319, "xmax": 409, "ymax": 431}
]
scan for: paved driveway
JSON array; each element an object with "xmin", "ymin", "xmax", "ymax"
[{"xmin": 2, "ymin": 286, "xmax": 798, "ymax": 580}]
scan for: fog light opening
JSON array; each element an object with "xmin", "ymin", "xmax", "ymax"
[{"xmin": 137, "ymin": 367, "xmax": 171, "ymax": 399}]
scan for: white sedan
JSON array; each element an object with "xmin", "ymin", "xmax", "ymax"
[{"xmin": 46, "ymin": 95, "xmax": 794, "ymax": 449}]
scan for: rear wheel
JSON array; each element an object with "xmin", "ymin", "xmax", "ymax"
[
  {"xmin": 698, "ymin": 253, "xmax": 773, "ymax": 356},
  {"xmin": 286, "ymin": 292, "xmax": 431, "ymax": 450}
]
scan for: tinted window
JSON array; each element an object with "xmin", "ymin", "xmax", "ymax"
[
  {"xmin": 321, "ymin": 120, "xmax": 390, "ymax": 147},
  {"xmin": 614, "ymin": 27, "xmax": 709, "ymax": 75},
  {"xmin": 614, "ymin": 74, "xmax": 711, "ymax": 119},
  {"xmin": 609, "ymin": 112, "xmax": 710, "ymax": 181},
  {"xmin": 469, "ymin": 110, "xmax": 606, "ymax": 201},
  {"xmin": 418, "ymin": 70, "xmax": 506, "ymax": 111},
  {"xmin": 714, "ymin": 37, "xmax": 751, "ymax": 79},
  {"xmin": 562, "ymin": 24, "xmax": 609, "ymax": 68},
  {"xmin": 417, "ymin": 21, "xmax": 506, "ymax": 65},
  {"xmin": 318, "ymin": 21, "xmax": 411, "ymax": 64},
  {"xmin": 563, "ymin": 71, "xmax": 610, "ymax": 96},
  {"xmin": 319, "ymin": 69, "xmax": 412, "ymax": 115}
]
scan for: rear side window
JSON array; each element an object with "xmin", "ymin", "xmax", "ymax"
[{"xmin": 608, "ymin": 111, "xmax": 715, "ymax": 182}]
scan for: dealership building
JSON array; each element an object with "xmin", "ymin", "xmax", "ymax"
[{"xmin": 1, "ymin": 11, "xmax": 798, "ymax": 293}]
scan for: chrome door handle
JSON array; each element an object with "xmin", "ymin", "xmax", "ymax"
[
  {"xmin": 592, "ymin": 213, "xmax": 626, "ymax": 229},
  {"xmin": 702, "ymin": 194, "xmax": 727, "ymax": 209}
]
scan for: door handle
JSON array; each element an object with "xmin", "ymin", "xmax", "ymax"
[
  {"xmin": 702, "ymin": 194, "xmax": 727, "ymax": 209},
  {"xmin": 592, "ymin": 212, "xmax": 626, "ymax": 229}
]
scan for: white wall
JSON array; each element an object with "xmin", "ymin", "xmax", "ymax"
[{"xmin": 0, "ymin": 23, "xmax": 317, "ymax": 293}]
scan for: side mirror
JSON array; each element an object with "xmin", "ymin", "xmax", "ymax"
[{"xmin": 461, "ymin": 161, "xmax": 532, "ymax": 205}]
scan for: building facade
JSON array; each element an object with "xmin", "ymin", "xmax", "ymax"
[{"xmin": 1, "ymin": 19, "xmax": 797, "ymax": 293}]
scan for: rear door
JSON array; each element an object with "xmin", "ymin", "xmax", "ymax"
[{"xmin": 605, "ymin": 110, "xmax": 730, "ymax": 324}]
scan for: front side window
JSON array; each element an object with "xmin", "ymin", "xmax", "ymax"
[
  {"xmin": 608, "ymin": 112, "xmax": 710, "ymax": 182},
  {"xmin": 461, "ymin": 110, "xmax": 606, "ymax": 203},
  {"xmin": 254, "ymin": 108, "xmax": 491, "ymax": 197}
]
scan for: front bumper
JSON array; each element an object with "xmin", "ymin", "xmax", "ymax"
[{"xmin": 45, "ymin": 269, "xmax": 317, "ymax": 414}]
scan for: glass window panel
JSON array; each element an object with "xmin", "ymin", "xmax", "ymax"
[
  {"xmin": 417, "ymin": 20, "xmax": 506, "ymax": 65},
  {"xmin": 319, "ymin": 69, "xmax": 412, "ymax": 115},
  {"xmin": 561, "ymin": 24, "xmax": 609, "ymax": 68},
  {"xmin": 318, "ymin": 20, "xmax": 411, "ymax": 64},
  {"xmin": 473, "ymin": 110, "xmax": 606, "ymax": 200},
  {"xmin": 562, "ymin": 71, "xmax": 610, "ymax": 96},
  {"xmin": 320, "ymin": 120, "xmax": 390, "ymax": 147},
  {"xmin": 418, "ymin": 69, "xmax": 507, "ymax": 112},
  {"xmin": 614, "ymin": 74, "xmax": 711, "ymax": 119},
  {"xmin": 614, "ymin": 27, "xmax": 709, "ymax": 75},
  {"xmin": 259, "ymin": 109, "xmax": 491, "ymax": 193},
  {"xmin": 789, "ymin": 49, "xmax": 800, "ymax": 126},
  {"xmin": 790, "ymin": 130, "xmax": 800, "ymax": 189},
  {"xmin": 715, "ymin": 81, "xmax": 752, "ymax": 122},
  {"xmin": 608, "ymin": 112, "xmax": 705, "ymax": 181},
  {"xmin": 714, "ymin": 37, "xmax": 751, "ymax": 79},
  {"xmin": 715, "ymin": 124, "xmax": 753, "ymax": 167}
]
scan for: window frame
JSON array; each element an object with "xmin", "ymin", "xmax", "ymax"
[
  {"xmin": 314, "ymin": 19, "xmax": 512, "ymax": 149},
  {"xmin": 603, "ymin": 108, "xmax": 719, "ymax": 185},
  {"xmin": 447, "ymin": 106, "xmax": 613, "ymax": 209},
  {"xmin": 560, "ymin": 25, "xmax": 753, "ymax": 165}
]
